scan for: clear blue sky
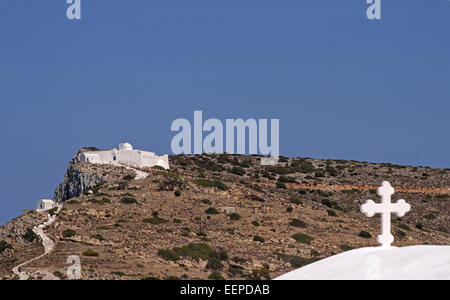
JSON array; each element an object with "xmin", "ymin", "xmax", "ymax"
[{"xmin": 0, "ymin": 0, "xmax": 449, "ymax": 225}]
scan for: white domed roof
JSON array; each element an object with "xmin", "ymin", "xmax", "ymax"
[
  {"xmin": 275, "ymin": 245, "xmax": 450, "ymax": 280},
  {"xmin": 119, "ymin": 142, "xmax": 133, "ymax": 151}
]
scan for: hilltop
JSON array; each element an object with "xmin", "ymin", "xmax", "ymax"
[{"xmin": 0, "ymin": 152, "xmax": 449, "ymax": 280}]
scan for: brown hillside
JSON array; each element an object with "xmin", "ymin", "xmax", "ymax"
[{"xmin": 0, "ymin": 154, "xmax": 448, "ymax": 280}]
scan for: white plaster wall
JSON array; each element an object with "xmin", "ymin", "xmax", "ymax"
[
  {"xmin": 82, "ymin": 144, "xmax": 170, "ymax": 169},
  {"xmin": 82, "ymin": 150, "xmax": 113, "ymax": 163},
  {"xmin": 117, "ymin": 150, "xmax": 143, "ymax": 167},
  {"xmin": 83, "ymin": 153, "xmax": 100, "ymax": 163},
  {"xmin": 95, "ymin": 150, "xmax": 115, "ymax": 162},
  {"xmin": 156, "ymin": 155, "xmax": 170, "ymax": 169},
  {"xmin": 37, "ymin": 200, "xmax": 56, "ymax": 211}
]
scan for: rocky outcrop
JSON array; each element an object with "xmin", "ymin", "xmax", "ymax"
[
  {"xmin": 53, "ymin": 148, "xmax": 140, "ymax": 203},
  {"xmin": 54, "ymin": 149, "xmax": 104, "ymax": 203}
]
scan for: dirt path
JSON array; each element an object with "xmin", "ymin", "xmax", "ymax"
[
  {"xmin": 12, "ymin": 204, "xmax": 63, "ymax": 280},
  {"xmin": 10, "ymin": 163, "xmax": 147, "ymax": 280},
  {"xmin": 247, "ymin": 181, "xmax": 450, "ymax": 195},
  {"xmin": 175, "ymin": 168, "xmax": 450, "ymax": 195},
  {"xmin": 122, "ymin": 164, "xmax": 149, "ymax": 180}
]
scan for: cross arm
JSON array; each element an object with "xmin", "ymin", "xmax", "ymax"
[
  {"xmin": 393, "ymin": 199, "xmax": 411, "ymax": 217},
  {"xmin": 360, "ymin": 200, "xmax": 379, "ymax": 217}
]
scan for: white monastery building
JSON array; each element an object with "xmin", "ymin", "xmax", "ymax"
[
  {"xmin": 81, "ymin": 143, "xmax": 170, "ymax": 170},
  {"xmin": 37, "ymin": 199, "xmax": 57, "ymax": 212}
]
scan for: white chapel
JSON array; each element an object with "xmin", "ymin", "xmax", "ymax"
[
  {"xmin": 37, "ymin": 199, "xmax": 57, "ymax": 212},
  {"xmin": 81, "ymin": 143, "xmax": 170, "ymax": 170}
]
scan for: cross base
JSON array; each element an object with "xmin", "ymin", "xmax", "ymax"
[{"xmin": 377, "ymin": 234, "xmax": 394, "ymax": 248}]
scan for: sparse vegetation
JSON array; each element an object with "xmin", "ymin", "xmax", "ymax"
[
  {"xmin": 82, "ymin": 249, "xmax": 99, "ymax": 257},
  {"xmin": 424, "ymin": 214, "xmax": 436, "ymax": 220},
  {"xmin": 397, "ymin": 224, "xmax": 411, "ymax": 231},
  {"xmin": 0, "ymin": 240, "xmax": 12, "ymax": 253},
  {"xmin": 276, "ymin": 182, "xmax": 287, "ymax": 189},
  {"xmin": 321, "ymin": 199, "xmax": 333, "ymax": 208},
  {"xmin": 229, "ymin": 213, "xmax": 242, "ymax": 221},
  {"xmin": 157, "ymin": 249, "xmax": 180, "ymax": 261},
  {"xmin": 159, "ymin": 242, "xmax": 220, "ymax": 262},
  {"xmin": 206, "ymin": 257, "xmax": 224, "ymax": 270},
  {"xmin": 62, "ymin": 229, "xmax": 76, "ymax": 238},
  {"xmin": 290, "ymin": 196, "xmax": 303, "ymax": 205},
  {"xmin": 159, "ymin": 173, "xmax": 185, "ymax": 191},
  {"xmin": 229, "ymin": 167, "xmax": 246, "ymax": 176},
  {"xmin": 208, "ymin": 271, "xmax": 225, "ymax": 280},
  {"xmin": 195, "ymin": 179, "xmax": 228, "ymax": 190},
  {"xmin": 201, "ymin": 199, "xmax": 212, "ymax": 205},
  {"xmin": 48, "ymin": 207, "xmax": 58, "ymax": 216},
  {"xmin": 342, "ymin": 189, "xmax": 360, "ymax": 195},
  {"xmin": 89, "ymin": 198, "xmax": 110, "ymax": 205},
  {"xmin": 66, "ymin": 200, "xmax": 81, "ymax": 204},
  {"xmin": 143, "ymin": 216, "xmax": 168, "ymax": 224},
  {"xmin": 252, "ymin": 266, "xmax": 271, "ymax": 280},
  {"xmin": 358, "ymin": 231, "xmax": 372, "ymax": 239},
  {"xmin": 253, "ymin": 235, "xmax": 265, "ymax": 243},
  {"xmin": 276, "ymin": 252, "xmax": 317, "ymax": 268},
  {"xmin": 291, "ymin": 233, "xmax": 313, "ymax": 244},
  {"xmin": 251, "ymin": 194, "xmax": 265, "ymax": 202},
  {"xmin": 91, "ymin": 234, "xmax": 105, "ymax": 241},
  {"xmin": 229, "ymin": 265, "xmax": 245, "ymax": 277},
  {"xmin": 340, "ymin": 245, "xmax": 353, "ymax": 251},
  {"xmin": 205, "ymin": 207, "xmax": 219, "ymax": 215},
  {"xmin": 278, "ymin": 176, "xmax": 296, "ymax": 183},
  {"xmin": 173, "ymin": 243, "xmax": 215, "ymax": 260},
  {"xmin": 53, "ymin": 271, "xmax": 64, "ymax": 279},
  {"xmin": 97, "ymin": 226, "xmax": 111, "ymax": 230},
  {"xmin": 23, "ymin": 228, "xmax": 38, "ymax": 242},
  {"xmin": 232, "ymin": 257, "xmax": 248, "ymax": 264},
  {"xmin": 123, "ymin": 175, "xmax": 135, "ymax": 180},
  {"xmin": 327, "ymin": 209, "xmax": 337, "ymax": 217},
  {"xmin": 120, "ymin": 197, "xmax": 138, "ymax": 204},
  {"xmin": 289, "ymin": 218, "xmax": 307, "ymax": 228}
]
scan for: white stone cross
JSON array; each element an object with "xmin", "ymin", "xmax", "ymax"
[{"xmin": 360, "ymin": 181, "xmax": 411, "ymax": 247}]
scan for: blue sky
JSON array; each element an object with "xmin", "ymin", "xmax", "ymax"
[{"xmin": 0, "ymin": 0, "xmax": 449, "ymax": 225}]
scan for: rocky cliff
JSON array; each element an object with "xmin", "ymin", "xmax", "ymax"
[
  {"xmin": 53, "ymin": 149, "xmax": 137, "ymax": 203},
  {"xmin": 54, "ymin": 149, "xmax": 104, "ymax": 203}
]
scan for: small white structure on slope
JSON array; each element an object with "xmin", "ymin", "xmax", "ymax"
[
  {"xmin": 81, "ymin": 143, "xmax": 170, "ymax": 170},
  {"xmin": 361, "ymin": 181, "xmax": 411, "ymax": 247},
  {"xmin": 37, "ymin": 199, "xmax": 57, "ymax": 212}
]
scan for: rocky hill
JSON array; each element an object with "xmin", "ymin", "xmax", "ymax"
[{"xmin": 0, "ymin": 152, "xmax": 449, "ymax": 280}]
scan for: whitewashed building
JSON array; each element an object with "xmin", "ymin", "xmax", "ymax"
[
  {"xmin": 37, "ymin": 199, "xmax": 57, "ymax": 211},
  {"xmin": 81, "ymin": 143, "xmax": 170, "ymax": 169}
]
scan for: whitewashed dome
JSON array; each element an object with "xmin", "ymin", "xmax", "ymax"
[{"xmin": 119, "ymin": 142, "xmax": 133, "ymax": 151}]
